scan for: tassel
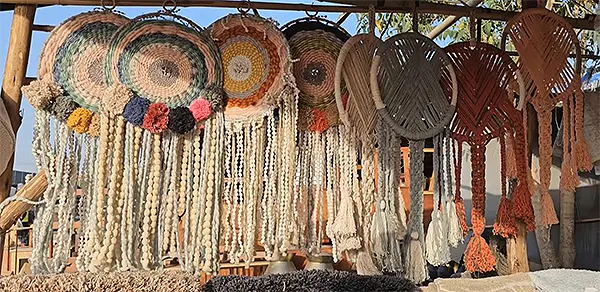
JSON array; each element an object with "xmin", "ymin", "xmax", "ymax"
[
  {"xmin": 541, "ymin": 191, "xmax": 559, "ymax": 227},
  {"xmin": 512, "ymin": 182, "xmax": 536, "ymax": 231},
  {"xmin": 453, "ymin": 141, "xmax": 468, "ymax": 236},
  {"xmin": 493, "ymin": 196, "xmax": 517, "ymax": 238},
  {"xmin": 333, "ymin": 193, "xmax": 361, "ymax": 252},
  {"xmin": 425, "ymin": 209, "xmax": 451, "ymax": 266},
  {"xmin": 446, "ymin": 200, "xmax": 463, "ymax": 247},
  {"xmin": 370, "ymin": 200, "xmax": 387, "ymax": 261},
  {"xmin": 464, "ymin": 234, "xmax": 496, "ymax": 273},
  {"xmin": 573, "ymin": 91, "xmax": 592, "ymax": 171},
  {"xmin": 355, "ymin": 249, "xmax": 382, "ymax": 275},
  {"xmin": 405, "ymin": 232, "xmax": 427, "ymax": 284}
]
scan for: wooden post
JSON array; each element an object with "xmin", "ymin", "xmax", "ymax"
[
  {"xmin": 0, "ymin": 171, "xmax": 47, "ymax": 231},
  {"xmin": 0, "ymin": 4, "xmax": 37, "ymax": 273}
]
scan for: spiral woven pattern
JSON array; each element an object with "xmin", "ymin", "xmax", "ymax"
[
  {"xmin": 38, "ymin": 11, "xmax": 129, "ymax": 112},
  {"xmin": 371, "ymin": 32, "xmax": 456, "ymax": 141},
  {"xmin": 284, "ymin": 20, "xmax": 349, "ymax": 131},
  {"xmin": 106, "ymin": 18, "xmax": 222, "ymax": 108},
  {"xmin": 210, "ymin": 14, "xmax": 290, "ymax": 115}
]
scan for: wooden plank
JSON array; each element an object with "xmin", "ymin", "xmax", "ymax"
[
  {"xmin": 0, "ymin": 0, "xmax": 596, "ymax": 30},
  {"xmin": 0, "ymin": 4, "xmax": 36, "ymax": 272}
]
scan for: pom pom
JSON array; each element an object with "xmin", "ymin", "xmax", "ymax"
[
  {"xmin": 464, "ymin": 234, "xmax": 496, "ymax": 273},
  {"xmin": 21, "ymin": 79, "xmax": 63, "ymax": 109},
  {"xmin": 309, "ymin": 109, "xmax": 329, "ymax": 132},
  {"xmin": 123, "ymin": 96, "xmax": 150, "ymax": 126},
  {"xmin": 66, "ymin": 108, "xmax": 94, "ymax": 134},
  {"xmin": 493, "ymin": 196, "xmax": 517, "ymax": 238},
  {"xmin": 200, "ymin": 85, "xmax": 226, "ymax": 112},
  {"xmin": 88, "ymin": 114, "xmax": 101, "ymax": 137},
  {"xmin": 167, "ymin": 107, "xmax": 196, "ymax": 134},
  {"xmin": 189, "ymin": 98, "xmax": 212, "ymax": 121},
  {"xmin": 143, "ymin": 103, "xmax": 169, "ymax": 134},
  {"xmin": 104, "ymin": 84, "xmax": 133, "ymax": 116},
  {"xmin": 49, "ymin": 96, "xmax": 78, "ymax": 121}
]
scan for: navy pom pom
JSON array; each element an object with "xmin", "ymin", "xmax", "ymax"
[{"xmin": 123, "ymin": 96, "xmax": 150, "ymax": 126}]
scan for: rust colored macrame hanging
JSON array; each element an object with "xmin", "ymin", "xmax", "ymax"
[
  {"xmin": 503, "ymin": 8, "xmax": 592, "ymax": 227},
  {"xmin": 445, "ymin": 41, "xmax": 534, "ymax": 273}
]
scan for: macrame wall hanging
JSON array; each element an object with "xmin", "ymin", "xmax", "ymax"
[
  {"xmin": 333, "ymin": 7, "xmax": 382, "ymax": 275},
  {"xmin": 21, "ymin": 9, "xmax": 130, "ymax": 274},
  {"xmin": 208, "ymin": 12, "xmax": 298, "ymax": 264},
  {"xmin": 370, "ymin": 26, "xmax": 457, "ymax": 282},
  {"xmin": 445, "ymin": 38, "xmax": 533, "ymax": 273},
  {"xmin": 94, "ymin": 8, "xmax": 226, "ymax": 275},
  {"xmin": 282, "ymin": 15, "xmax": 350, "ymax": 259},
  {"xmin": 503, "ymin": 8, "xmax": 591, "ymax": 228}
]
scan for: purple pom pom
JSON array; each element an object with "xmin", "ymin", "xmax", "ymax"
[
  {"xmin": 167, "ymin": 107, "xmax": 196, "ymax": 134},
  {"xmin": 123, "ymin": 96, "xmax": 150, "ymax": 126}
]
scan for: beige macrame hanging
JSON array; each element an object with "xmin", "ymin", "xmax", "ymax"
[
  {"xmin": 503, "ymin": 8, "xmax": 592, "ymax": 227},
  {"xmin": 370, "ymin": 29, "xmax": 457, "ymax": 282},
  {"xmin": 333, "ymin": 9, "xmax": 383, "ymax": 273}
]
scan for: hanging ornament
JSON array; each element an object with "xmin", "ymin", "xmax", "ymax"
[
  {"xmin": 21, "ymin": 8, "xmax": 130, "ymax": 275},
  {"xmin": 503, "ymin": 8, "xmax": 592, "ymax": 228},
  {"xmin": 445, "ymin": 40, "xmax": 530, "ymax": 273},
  {"xmin": 370, "ymin": 27, "xmax": 457, "ymax": 281},
  {"xmin": 208, "ymin": 11, "xmax": 298, "ymax": 264},
  {"xmin": 282, "ymin": 14, "xmax": 350, "ymax": 258}
]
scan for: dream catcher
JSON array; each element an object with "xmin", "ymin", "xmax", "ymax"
[
  {"xmin": 503, "ymin": 8, "xmax": 591, "ymax": 228},
  {"xmin": 208, "ymin": 11, "xmax": 298, "ymax": 264},
  {"xmin": 21, "ymin": 8, "xmax": 130, "ymax": 274},
  {"xmin": 370, "ymin": 18, "xmax": 457, "ymax": 281},
  {"xmin": 282, "ymin": 13, "xmax": 350, "ymax": 258},
  {"xmin": 332, "ymin": 8, "xmax": 382, "ymax": 275},
  {"xmin": 445, "ymin": 18, "xmax": 533, "ymax": 272}
]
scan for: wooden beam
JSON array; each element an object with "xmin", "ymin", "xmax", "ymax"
[
  {"xmin": 427, "ymin": 0, "xmax": 483, "ymax": 39},
  {"xmin": 0, "ymin": 0, "xmax": 596, "ymax": 30},
  {"xmin": 0, "ymin": 3, "xmax": 36, "ymax": 272},
  {"xmin": 32, "ymin": 24, "xmax": 54, "ymax": 32},
  {"xmin": 0, "ymin": 171, "xmax": 47, "ymax": 231}
]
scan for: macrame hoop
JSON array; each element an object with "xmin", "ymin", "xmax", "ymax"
[{"xmin": 370, "ymin": 32, "xmax": 458, "ymax": 141}]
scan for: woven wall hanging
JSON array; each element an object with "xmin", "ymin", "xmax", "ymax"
[
  {"xmin": 282, "ymin": 15, "xmax": 350, "ymax": 258},
  {"xmin": 503, "ymin": 8, "xmax": 592, "ymax": 228},
  {"xmin": 333, "ymin": 30, "xmax": 382, "ymax": 275},
  {"xmin": 370, "ymin": 31, "xmax": 457, "ymax": 282},
  {"xmin": 445, "ymin": 41, "xmax": 533, "ymax": 273},
  {"xmin": 21, "ymin": 9, "xmax": 130, "ymax": 274},
  {"xmin": 208, "ymin": 12, "xmax": 298, "ymax": 265}
]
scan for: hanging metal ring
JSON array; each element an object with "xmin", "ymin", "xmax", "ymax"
[
  {"xmin": 237, "ymin": 0, "xmax": 251, "ymax": 15},
  {"xmin": 100, "ymin": 0, "xmax": 116, "ymax": 11},
  {"xmin": 162, "ymin": 0, "xmax": 178, "ymax": 13},
  {"xmin": 305, "ymin": 3, "xmax": 319, "ymax": 18}
]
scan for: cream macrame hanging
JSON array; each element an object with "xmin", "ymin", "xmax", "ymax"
[
  {"xmin": 333, "ymin": 7, "xmax": 382, "ymax": 274},
  {"xmin": 21, "ymin": 8, "xmax": 129, "ymax": 274},
  {"xmin": 370, "ymin": 27, "xmax": 457, "ymax": 282},
  {"xmin": 208, "ymin": 12, "xmax": 298, "ymax": 264},
  {"xmin": 503, "ymin": 8, "xmax": 592, "ymax": 228},
  {"xmin": 282, "ymin": 14, "xmax": 350, "ymax": 258}
]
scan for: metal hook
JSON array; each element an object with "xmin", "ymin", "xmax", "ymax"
[
  {"xmin": 162, "ymin": 0, "xmax": 178, "ymax": 14},
  {"xmin": 100, "ymin": 0, "xmax": 116, "ymax": 11},
  {"xmin": 305, "ymin": 2, "xmax": 318, "ymax": 18},
  {"xmin": 237, "ymin": 0, "xmax": 251, "ymax": 15}
]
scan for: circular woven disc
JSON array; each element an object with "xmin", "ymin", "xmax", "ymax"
[
  {"xmin": 38, "ymin": 11, "xmax": 129, "ymax": 112},
  {"xmin": 106, "ymin": 19, "xmax": 222, "ymax": 107},
  {"xmin": 445, "ymin": 42, "xmax": 523, "ymax": 144},
  {"xmin": 283, "ymin": 19, "xmax": 349, "ymax": 132},
  {"xmin": 372, "ymin": 32, "xmax": 456, "ymax": 141},
  {"xmin": 209, "ymin": 14, "xmax": 290, "ymax": 118}
]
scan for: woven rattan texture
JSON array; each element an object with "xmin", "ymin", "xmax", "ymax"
[{"xmin": 38, "ymin": 11, "xmax": 129, "ymax": 112}]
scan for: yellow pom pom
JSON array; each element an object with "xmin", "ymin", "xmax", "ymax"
[{"xmin": 67, "ymin": 108, "xmax": 94, "ymax": 134}]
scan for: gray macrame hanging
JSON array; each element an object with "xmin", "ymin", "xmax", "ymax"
[{"xmin": 370, "ymin": 30, "xmax": 457, "ymax": 283}]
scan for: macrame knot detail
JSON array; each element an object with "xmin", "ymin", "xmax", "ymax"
[
  {"xmin": 167, "ymin": 107, "xmax": 196, "ymax": 134},
  {"xmin": 123, "ymin": 96, "xmax": 150, "ymax": 126},
  {"xmin": 21, "ymin": 79, "xmax": 63, "ymax": 109},
  {"xmin": 87, "ymin": 114, "xmax": 101, "ymax": 137},
  {"xmin": 66, "ymin": 107, "xmax": 94, "ymax": 134},
  {"xmin": 143, "ymin": 103, "xmax": 169, "ymax": 134},
  {"xmin": 50, "ymin": 96, "xmax": 78, "ymax": 121},
  {"xmin": 189, "ymin": 98, "xmax": 212, "ymax": 121},
  {"xmin": 104, "ymin": 84, "xmax": 133, "ymax": 116}
]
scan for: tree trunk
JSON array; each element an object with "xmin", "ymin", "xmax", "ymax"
[
  {"xmin": 559, "ymin": 190, "xmax": 576, "ymax": 268},
  {"xmin": 532, "ymin": 187, "xmax": 561, "ymax": 269}
]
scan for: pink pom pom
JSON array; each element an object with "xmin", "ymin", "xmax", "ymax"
[
  {"xmin": 189, "ymin": 98, "xmax": 212, "ymax": 121},
  {"xmin": 143, "ymin": 103, "xmax": 169, "ymax": 134}
]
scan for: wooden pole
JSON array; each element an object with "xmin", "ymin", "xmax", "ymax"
[
  {"xmin": 0, "ymin": 171, "xmax": 47, "ymax": 231},
  {"xmin": 0, "ymin": 4, "xmax": 37, "ymax": 273}
]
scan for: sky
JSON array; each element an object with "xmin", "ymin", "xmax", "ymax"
[{"xmin": 0, "ymin": 0, "xmax": 368, "ymax": 173}]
